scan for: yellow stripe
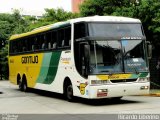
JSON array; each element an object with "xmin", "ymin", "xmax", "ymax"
[
  {"xmin": 9, "ymin": 21, "xmax": 69, "ymax": 40},
  {"xmin": 97, "ymin": 74, "xmax": 132, "ymax": 80},
  {"xmin": 10, "ymin": 27, "xmax": 50, "ymax": 40},
  {"xmin": 62, "ymin": 61, "xmax": 70, "ymax": 64}
]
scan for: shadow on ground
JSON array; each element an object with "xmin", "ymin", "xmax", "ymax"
[{"xmin": 22, "ymin": 88, "xmax": 144, "ymax": 106}]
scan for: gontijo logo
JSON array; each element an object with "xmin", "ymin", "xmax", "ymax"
[
  {"xmin": 61, "ymin": 57, "xmax": 71, "ymax": 64},
  {"xmin": 21, "ymin": 55, "xmax": 38, "ymax": 64}
]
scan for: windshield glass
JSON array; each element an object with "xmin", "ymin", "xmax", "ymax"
[
  {"xmin": 88, "ymin": 23, "xmax": 144, "ymax": 38},
  {"xmin": 89, "ymin": 40, "xmax": 123, "ymax": 74},
  {"xmin": 89, "ymin": 40, "xmax": 148, "ymax": 74},
  {"xmin": 122, "ymin": 40, "xmax": 148, "ymax": 73}
]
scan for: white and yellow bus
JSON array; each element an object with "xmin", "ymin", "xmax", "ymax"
[{"xmin": 9, "ymin": 16, "xmax": 151, "ymax": 101}]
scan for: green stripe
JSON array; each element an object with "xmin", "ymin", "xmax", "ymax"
[
  {"xmin": 43, "ymin": 51, "xmax": 61, "ymax": 84},
  {"xmin": 37, "ymin": 51, "xmax": 61, "ymax": 84},
  {"xmin": 130, "ymin": 73, "xmax": 148, "ymax": 79},
  {"xmin": 139, "ymin": 72, "xmax": 148, "ymax": 78},
  {"xmin": 130, "ymin": 74, "xmax": 139, "ymax": 79},
  {"xmin": 37, "ymin": 53, "xmax": 52, "ymax": 83}
]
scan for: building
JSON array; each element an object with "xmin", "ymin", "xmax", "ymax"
[{"xmin": 72, "ymin": 0, "xmax": 85, "ymax": 13}]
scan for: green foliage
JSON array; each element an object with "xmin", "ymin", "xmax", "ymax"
[
  {"xmin": 11, "ymin": 9, "xmax": 30, "ymax": 34},
  {"xmin": 43, "ymin": 8, "xmax": 76, "ymax": 22},
  {"xmin": 80, "ymin": 0, "xmax": 132, "ymax": 16},
  {"xmin": 0, "ymin": 14, "xmax": 14, "ymax": 42},
  {"xmin": 26, "ymin": 8, "xmax": 79, "ymax": 31},
  {"xmin": 0, "ymin": 44, "xmax": 8, "ymax": 79}
]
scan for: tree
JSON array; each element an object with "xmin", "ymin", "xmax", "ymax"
[
  {"xmin": 80, "ymin": 0, "xmax": 133, "ymax": 16},
  {"xmin": 43, "ymin": 8, "xmax": 79, "ymax": 22},
  {"xmin": 0, "ymin": 44, "xmax": 8, "ymax": 80},
  {"xmin": 11, "ymin": 9, "xmax": 29, "ymax": 34},
  {"xmin": 26, "ymin": 8, "xmax": 79, "ymax": 31},
  {"xmin": 0, "ymin": 10, "xmax": 30, "ymax": 79}
]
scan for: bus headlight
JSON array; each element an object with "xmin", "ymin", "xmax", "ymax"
[
  {"xmin": 91, "ymin": 80, "xmax": 111, "ymax": 85},
  {"xmin": 140, "ymin": 86, "xmax": 149, "ymax": 90},
  {"xmin": 138, "ymin": 77, "xmax": 150, "ymax": 83}
]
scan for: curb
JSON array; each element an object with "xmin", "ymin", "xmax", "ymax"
[
  {"xmin": 149, "ymin": 93, "xmax": 160, "ymax": 97},
  {"xmin": 141, "ymin": 93, "xmax": 160, "ymax": 97}
]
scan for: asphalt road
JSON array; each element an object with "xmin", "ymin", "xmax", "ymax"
[{"xmin": 0, "ymin": 81, "xmax": 160, "ymax": 114}]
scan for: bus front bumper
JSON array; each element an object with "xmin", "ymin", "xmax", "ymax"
[{"xmin": 88, "ymin": 82, "xmax": 150, "ymax": 99}]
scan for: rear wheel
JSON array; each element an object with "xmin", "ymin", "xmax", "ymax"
[
  {"xmin": 22, "ymin": 81, "xmax": 28, "ymax": 92},
  {"xmin": 18, "ymin": 80, "xmax": 23, "ymax": 91},
  {"xmin": 18, "ymin": 76, "xmax": 28, "ymax": 92}
]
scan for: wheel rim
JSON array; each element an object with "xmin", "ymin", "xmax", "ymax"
[{"xmin": 67, "ymin": 85, "xmax": 73, "ymax": 100}]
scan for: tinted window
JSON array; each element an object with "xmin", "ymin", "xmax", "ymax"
[
  {"xmin": 74, "ymin": 23, "xmax": 87, "ymax": 39},
  {"xmin": 88, "ymin": 23, "xmax": 144, "ymax": 38}
]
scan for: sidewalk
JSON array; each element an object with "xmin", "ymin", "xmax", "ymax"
[{"xmin": 149, "ymin": 89, "xmax": 160, "ymax": 97}]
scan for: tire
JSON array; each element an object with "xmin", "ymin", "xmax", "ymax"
[
  {"xmin": 18, "ymin": 80, "xmax": 23, "ymax": 91},
  {"xmin": 19, "ymin": 79, "xmax": 28, "ymax": 92},
  {"xmin": 22, "ymin": 81, "xmax": 28, "ymax": 92},
  {"xmin": 65, "ymin": 84, "xmax": 74, "ymax": 102}
]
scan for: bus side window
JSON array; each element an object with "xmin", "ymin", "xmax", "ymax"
[
  {"xmin": 64, "ymin": 27, "xmax": 71, "ymax": 47},
  {"xmin": 9, "ymin": 41, "xmax": 13, "ymax": 54},
  {"xmin": 58, "ymin": 29, "xmax": 64, "ymax": 48},
  {"xmin": 45, "ymin": 32, "xmax": 52, "ymax": 50},
  {"xmin": 27, "ymin": 37, "xmax": 32, "ymax": 52},
  {"xmin": 34, "ymin": 36, "xmax": 40, "ymax": 51},
  {"xmin": 74, "ymin": 23, "xmax": 86, "ymax": 39},
  {"xmin": 22, "ymin": 39, "xmax": 27, "ymax": 52},
  {"xmin": 49, "ymin": 31, "xmax": 57, "ymax": 49},
  {"xmin": 41, "ymin": 34, "xmax": 48, "ymax": 50},
  {"xmin": 30, "ymin": 36, "xmax": 36, "ymax": 51},
  {"xmin": 13, "ymin": 41, "xmax": 18, "ymax": 53},
  {"xmin": 17, "ymin": 39, "xmax": 22, "ymax": 53}
]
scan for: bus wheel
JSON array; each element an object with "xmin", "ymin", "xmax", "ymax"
[
  {"xmin": 66, "ymin": 84, "xmax": 74, "ymax": 102},
  {"xmin": 19, "ymin": 77, "xmax": 28, "ymax": 92},
  {"xmin": 18, "ymin": 80, "xmax": 23, "ymax": 91},
  {"xmin": 22, "ymin": 81, "xmax": 28, "ymax": 92}
]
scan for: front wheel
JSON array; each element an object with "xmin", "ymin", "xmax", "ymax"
[{"xmin": 66, "ymin": 84, "xmax": 74, "ymax": 102}]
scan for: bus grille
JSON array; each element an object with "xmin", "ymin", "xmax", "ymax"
[{"xmin": 110, "ymin": 79, "xmax": 137, "ymax": 83}]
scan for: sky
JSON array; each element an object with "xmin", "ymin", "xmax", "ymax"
[{"xmin": 0, "ymin": 0, "xmax": 72, "ymax": 16}]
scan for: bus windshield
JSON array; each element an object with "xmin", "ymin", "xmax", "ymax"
[
  {"xmin": 88, "ymin": 23, "xmax": 144, "ymax": 38},
  {"xmin": 89, "ymin": 40, "xmax": 148, "ymax": 74},
  {"xmin": 74, "ymin": 22, "xmax": 148, "ymax": 76}
]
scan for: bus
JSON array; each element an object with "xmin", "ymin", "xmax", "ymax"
[{"xmin": 9, "ymin": 16, "xmax": 151, "ymax": 101}]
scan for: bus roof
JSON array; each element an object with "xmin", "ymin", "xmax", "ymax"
[
  {"xmin": 70, "ymin": 15, "xmax": 141, "ymax": 23},
  {"xmin": 10, "ymin": 16, "xmax": 141, "ymax": 40},
  {"xmin": 9, "ymin": 21, "xmax": 70, "ymax": 40}
]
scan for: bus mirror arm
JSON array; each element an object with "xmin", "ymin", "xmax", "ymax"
[{"xmin": 146, "ymin": 41, "xmax": 152, "ymax": 60}]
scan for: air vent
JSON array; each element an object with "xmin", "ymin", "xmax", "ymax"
[{"xmin": 110, "ymin": 79, "xmax": 137, "ymax": 83}]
